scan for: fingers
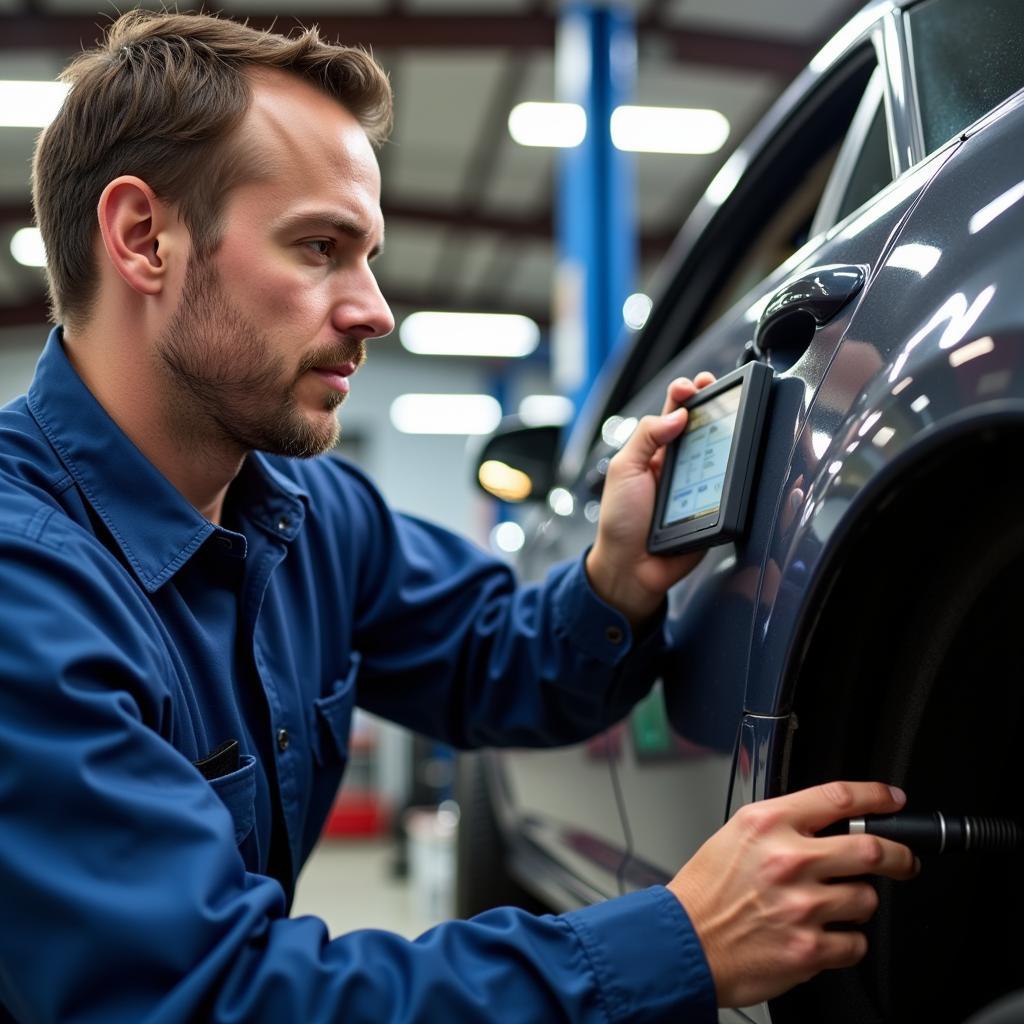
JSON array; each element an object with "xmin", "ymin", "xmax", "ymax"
[
  {"xmin": 616, "ymin": 371, "xmax": 716, "ymax": 475},
  {"xmin": 813, "ymin": 930, "xmax": 869, "ymax": 972},
  {"xmin": 813, "ymin": 881, "xmax": 879, "ymax": 925},
  {"xmin": 658, "ymin": 373, "xmax": 717, "ymax": 416},
  {"xmin": 766, "ymin": 780, "xmax": 907, "ymax": 835},
  {"xmin": 616, "ymin": 409, "xmax": 688, "ymax": 471},
  {"xmin": 811, "ymin": 833, "xmax": 919, "ymax": 882},
  {"xmin": 659, "ymin": 377, "xmax": 695, "ymax": 416}
]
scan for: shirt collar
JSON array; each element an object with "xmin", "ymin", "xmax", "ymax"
[{"xmin": 27, "ymin": 327, "xmax": 308, "ymax": 592}]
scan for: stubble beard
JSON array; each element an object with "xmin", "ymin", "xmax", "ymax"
[{"xmin": 156, "ymin": 257, "xmax": 365, "ymax": 460}]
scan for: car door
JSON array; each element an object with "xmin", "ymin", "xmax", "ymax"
[
  {"xmin": 492, "ymin": 12, "xmax": 904, "ymax": 911},
  {"xmin": 594, "ymin": 13, "xmax": 958, "ymax": 893}
]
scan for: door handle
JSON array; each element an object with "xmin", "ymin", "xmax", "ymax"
[{"xmin": 754, "ymin": 264, "xmax": 867, "ymax": 362}]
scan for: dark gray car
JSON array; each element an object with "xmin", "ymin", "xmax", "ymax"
[{"xmin": 461, "ymin": 1, "xmax": 1024, "ymax": 1021}]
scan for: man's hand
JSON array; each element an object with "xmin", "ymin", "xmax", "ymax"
[
  {"xmin": 585, "ymin": 372, "xmax": 716, "ymax": 626},
  {"xmin": 669, "ymin": 781, "xmax": 918, "ymax": 1008}
]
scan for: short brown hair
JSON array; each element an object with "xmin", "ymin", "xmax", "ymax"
[{"xmin": 32, "ymin": 10, "xmax": 392, "ymax": 328}]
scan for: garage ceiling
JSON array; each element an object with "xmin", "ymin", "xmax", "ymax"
[{"xmin": 0, "ymin": 0, "xmax": 860, "ymax": 348}]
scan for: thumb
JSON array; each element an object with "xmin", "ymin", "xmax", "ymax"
[{"xmin": 618, "ymin": 408, "xmax": 688, "ymax": 470}]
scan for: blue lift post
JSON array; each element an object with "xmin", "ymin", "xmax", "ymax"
[{"xmin": 554, "ymin": 3, "xmax": 637, "ymax": 416}]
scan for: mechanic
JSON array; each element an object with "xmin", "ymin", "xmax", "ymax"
[{"xmin": 0, "ymin": 11, "xmax": 917, "ymax": 1023}]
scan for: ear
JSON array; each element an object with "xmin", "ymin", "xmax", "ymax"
[{"xmin": 96, "ymin": 176, "xmax": 185, "ymax": 298}]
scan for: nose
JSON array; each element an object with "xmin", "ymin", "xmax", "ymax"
[{"xmin": 331, "ymin": 266, "xmax": 395, "ymax": 341}]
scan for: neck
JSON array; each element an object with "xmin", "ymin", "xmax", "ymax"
[{"xmin": 63, "ymin": 322, "xmax": 243, "ymax": 526}]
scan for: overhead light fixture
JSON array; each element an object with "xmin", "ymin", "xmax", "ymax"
[
  {"xmin": 547, "ymin": 487, "xmax": 575, "ymax": 517},
  {"xmin": 610, "ymin": 106, "xmax": 730, "ymax": 155},
  {"xmin": 490, "ymin": 520, "xmax": 526, "ymax": 553},
  {"xmin": 390, "ymin": 393, "xmax": 502, "ymax": 436},
  {"xmin": 509, "ymin": 101, "xmax": 729, "ymax": 155},
  {"xmin": 0, "ymin": 80, "xmax": 70, "ymax": 128},
  {"xmin": 399, "ymin": 312, "xmax": 540, "ymax": 358},
  {"xmin": 10, "ymin": 226, "xmax": 46, "ymax": 267},
  {"xmin": 622, "ymin": 292, "xmax": 652, "ymax": 330},
  {"xmin": 508, "ymin": 102, "xmax": 586, "ymax": 148},
  {"xmin": 518, "ymin": 394, "xmax": 574, "ymax": 427}
]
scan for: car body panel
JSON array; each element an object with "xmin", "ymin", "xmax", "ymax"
[
  {"xmin": 603, "ymin": 129, "xmax": 958, "ymax": 887},
  {"xmin": 748, "ymin": 89, "xmax": 1024, "ymax": 721},
  {"xmin": 480, "ymin": 0, "xmax": 1024, "ymax": 965}
]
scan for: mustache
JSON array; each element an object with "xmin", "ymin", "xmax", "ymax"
[{"xmin": 297, "ymin": 340, "xmax": 367, "ymax": 376}]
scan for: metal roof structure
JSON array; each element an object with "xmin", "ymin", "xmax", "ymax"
[{"xmin": 0, "ymin": 0, "xmax": 861, "ymax": 344}]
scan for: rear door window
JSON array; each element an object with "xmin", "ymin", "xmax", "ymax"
[
  {"xmin": 835, "ymin": 99, "xmax": 892, "ymax": 222},
  {"xmin": 909, "ymin": 0, "xmax": 1024, "ymax": 154}
]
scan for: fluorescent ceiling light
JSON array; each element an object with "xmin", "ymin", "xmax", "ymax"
[
  {"xmin": 508, "ymin": 102, "xmax": 586, "ymax": 148},
  {"xmin": 0, "ymin": 80, "xmax": 70, "ymax": 128},
  {"xmin": 390, "ymin": 394, "xmax": 502, "ymax": 435},
  {"xmin": 400, "ymin": 312, "xmax": 540, "ymax": 358},
  {"xmin": 518, "ymin": 394, "xmax": 574, "ymax": 427},
  {"xmin": 10, "ymin": 226, "xmax": 46, "ymax": 267},
  {"xmin": 611, "ymin": 106, "xmax": 730, "ymax": 155}
]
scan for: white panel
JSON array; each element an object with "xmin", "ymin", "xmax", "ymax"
[
  {"xmin": 385, "ymin": 53, "xmax": 507, "ymax": 205},
  {"xmin": 501, "ymin": 240, "xmax": 553, "ymax": 314},
  {"xmin": 631, "ymin": 63, "xmax": 778, "ymax": 227},
  {"xmin": 484, "ymin": 54, "xmax": 555, "ymax": 214},
  {"xmin": 0, "ymin": 129, "xmax": 41, "ymax": 200},
  {"xmin": 447, "ymin": 232, "xmax": 504, "ymax": 302},
  {"xmin": 0, "ymin": 53, "xmax": 66, "ymax": 79},
  {"xmin": 373, "ymin": 221, "xmax": 449, "ymax": 295}
]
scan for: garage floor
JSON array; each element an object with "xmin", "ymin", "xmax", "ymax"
[{"xmin": 292, "ymin": 838, "xmax": 430, "ymax": 940}]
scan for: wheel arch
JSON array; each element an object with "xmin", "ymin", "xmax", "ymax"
[{"xmin": 764, "ymin": 328, "xmax": 1024, "ymax": 720}]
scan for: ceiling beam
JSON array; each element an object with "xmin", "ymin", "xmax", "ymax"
[{"xmin": 0, "ymin": 13, "xmax": 811, "ymax": 76}]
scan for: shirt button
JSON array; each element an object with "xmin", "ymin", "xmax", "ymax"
[
  {"xmin": 276, "ymin": 728, "xmax": 290, "ymax": 753},
  {"xmin": 277, "ymin": 515, "xmax": 291, "ymax": 532},
  {"xmin": 605, "ymin": 625, "xmax": 625, "ymax": 645}
]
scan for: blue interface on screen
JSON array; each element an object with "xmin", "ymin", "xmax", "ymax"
[{"xmin": 662, "ymin": 384, "xmax": 741, "ymax": 526}]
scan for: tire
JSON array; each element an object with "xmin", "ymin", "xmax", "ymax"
[
  {"xmin": 772, "ymin": 443, "xmax": 1024, "ymax": 1024},
  {"xmin": 454, "ymin": 753, "xmax": 547, "ymax": 919}
]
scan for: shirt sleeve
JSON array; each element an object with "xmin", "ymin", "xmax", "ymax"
[
  {"xmin": 0, "ymin": 524, "xmax": 715, "ymax": 1023},
  {"xmin": 336, "ymin": 464, "xmax": 667, "ymax": 749}
]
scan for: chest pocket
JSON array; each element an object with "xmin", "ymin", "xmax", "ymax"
[
  {"xmin": 312, "ymin": 653, "xmax": 360, "ymax": 767},
  {"xmin": 207, "ymin": 754, "xmax": 257, "ymax": 845}
]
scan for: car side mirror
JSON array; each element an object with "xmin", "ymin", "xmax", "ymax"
[{"xmin": 473, "ymin": 417, "xmax": 561, "ymax": 503}]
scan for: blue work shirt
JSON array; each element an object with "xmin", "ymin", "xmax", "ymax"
[{"xmin": 0, "ymin": 328, "xmax": 716, "ymax": 1023}]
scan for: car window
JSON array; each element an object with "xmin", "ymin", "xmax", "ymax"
[
  {"xmin": 909, "ymin": 0, "xmax": 1024, "ymax": 154},
  {"xmin": 835, "ymin": 100, "xmax": 891, "ymax": 222},
  {"xmin": 648, "ymin": 49, "xmax": 879, "ymax": 369}
]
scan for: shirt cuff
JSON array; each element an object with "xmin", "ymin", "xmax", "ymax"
[
  {"xmin": 563, "ymin": 886, "xmax": 717, "ymax": 1024},
  {"xmin": 551, "ymin": 552, "xmax": 648, "ymax": 667}
]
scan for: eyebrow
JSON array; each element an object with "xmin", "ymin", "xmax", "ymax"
[{"xmin": 280, "ymin": 211, "xmax": 385, "ymax": 259}]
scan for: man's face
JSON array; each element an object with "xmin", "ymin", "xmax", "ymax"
[{"xmin": 157, "ymin": 70, "xmax": 393, "ymax": 459}]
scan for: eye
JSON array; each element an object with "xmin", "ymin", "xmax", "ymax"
[{"xmin": 305, "ymin": 239, "xmax": 334, "ymax": 258}]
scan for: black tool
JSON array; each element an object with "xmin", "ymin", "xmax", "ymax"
[{"xmin": 831, "ymin": 812, "xmax": 1023, "ymax": 856}]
